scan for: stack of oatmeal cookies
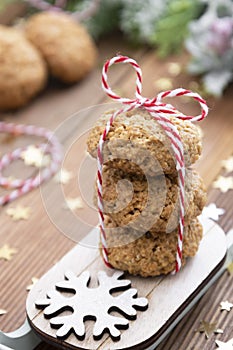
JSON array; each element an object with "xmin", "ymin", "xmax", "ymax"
[{"xmin": 87, "ymin": 108, "xmax": 206, "ymax": 277}]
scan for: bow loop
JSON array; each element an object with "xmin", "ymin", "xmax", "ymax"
[
  {"xmin": 102, "ymin": 55, "xmax": 143, "ymax": 104},
  {"xmin": 102, "ymin": 55, "xmax": 208, "ymax": 123}
]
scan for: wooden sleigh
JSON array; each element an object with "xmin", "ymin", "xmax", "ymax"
[{"xmin": 1, "ymin": 217, "xmax": 232, "ymax": 350}]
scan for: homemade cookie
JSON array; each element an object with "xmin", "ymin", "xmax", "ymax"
[
  {"xmin": 0, "ymin": 25, "xmax": 47, "ymax": 111},
  {"xmin": 25, "ymin": 12, "xmax": 97, "ymax": 83},
  {"xmin": 102, "ymin": 217, "xmax": 203, "ymax": 277},
  {"xmin": 95, "ymin": 166, "xmax": 206, "ymax": 233},
  {"xmin": 87, "ymin": 108, "xmax": 202, "ymax": 176}
]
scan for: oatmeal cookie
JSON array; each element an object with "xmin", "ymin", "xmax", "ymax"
[
  {"xmin": 0, "ymin": 25, "xmax": 47, "ymax": 111},
  {"xmin": 25, "ymin": 12, "xmax": 97, "ymax": 83},
  {"xmin": 87, "ymin": 108, "xmax": 202, "ymax": 176},
  {"xmin": 95, "ymin": 167, "xmax": 206, "ymax": 233},
  {"xmin": 102, "ymin": 217, "xmax": 203, "ymax": 277}
]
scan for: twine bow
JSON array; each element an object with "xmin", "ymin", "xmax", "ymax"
[{"xmin": 98, "ymin": 55, "xmax": 208, "ymax": 273}]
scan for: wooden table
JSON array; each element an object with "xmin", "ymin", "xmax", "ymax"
[{"xmin": 0, "ymin": 27, "xmax": 233, "ymax": 349}]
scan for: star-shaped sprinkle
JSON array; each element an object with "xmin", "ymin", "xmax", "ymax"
[
  {"xmin": 54, "ymin": 169, "xmax": 73, "ymax": 185},
  {"xmin": 0, "ymin": 244, "xmax": 17, "ymax": 261},
  {"xmin": 6, "ymin": 205, "xmax": 31, "ymax": 221},
  {"xmin": 0, "ymin": 309, "xmax": 7, "ymax": 316},
  {"xmin": 196, "ymin": 320, "xmax": 223, "ymax": 338},
  {"xmin": 213, "ymin": 176, "xmax": 233, "ymax": 193},
  {"xmin": 220, "ymin": 301, "xmax": 233, "ymax": 312},
  {"xmin": 21, "ymin": 146, "xmax": 50, "ymax": 168},
  {"xmin": 227, "ymin": 261, "xmax": 233, "ymax": 275},
  {"xmin": 154, "ymin": 77, "xmax": 173, "ymax": 90},
  {"xmin": 2, "ymin": 176, "xmax": 16, "ymax": 189},
  {"xmin": 63, "ymin": 197, "xmax": 84, "ymax": 211},
  {"xmin": 222, "ymin": 156, "xmax": 233, "ymax": 174},
  {"xmin": 26, "ymin": 277, "xmax": 39, "ymax": 291},
  {"xmin": 202, "ymin": 203, "xmax": 225, "ymax": 221},
  {"xmin": 216, "ymin": 338, "xmax": 233, "ymax": 349},
  {"xmin": 167, "ymin": 62, "xmax": 181, "ymax": 76}
]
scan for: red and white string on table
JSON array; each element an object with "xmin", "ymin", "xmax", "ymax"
[
  {"xmin": 0, "ymin": 122, "xmax": 62, "ymax": 206},
  {"xmin": 98, "ymin": 55, "xmax": 209, "ymax": 273}
]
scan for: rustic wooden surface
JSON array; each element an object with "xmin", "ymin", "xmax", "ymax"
[{"xmin": 0, "ymin": 17, "xmax": 233, "ymax": 349}]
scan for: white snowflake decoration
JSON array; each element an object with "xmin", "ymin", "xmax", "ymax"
[
  {"xmin": 201, "ymin": 203, "xmax": 225, "ymax": 221},
  {"xmin": 35, "ymin": 270, "xmax": 148, "ymax": 341}
]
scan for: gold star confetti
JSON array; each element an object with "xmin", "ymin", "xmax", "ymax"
[
  {"xmin": 0, "ymin": 244, "xmax": 17, "ymax": 261},
  {"xmin": 0, "ymin": 309, "xmax": 7, "ymax": 316},
  {"xmin": 6, "ymin": 205, "xmax": 31, "ymax": 221},
  {"xmin": 154, "ymin": 77, "xmax": 173, "ymax": 90},
  {"xmin": 26, "ymin": 277, "xmax": 39, "ymax": 291},
  {"xmin": 227, "ymin": 261, "xmax": 233, "ymax": 274},
  {"xmin": 213, "ymin": 176, "xmax": 233, "ymax": 193},
  {"xmin": 216, "ymin": 338, "xmax": 233, "ymax": 349},
  {"xmin": 2, "ymin": 176, "xmax": 16, "ymax": 189},
  {"xmin": 196, "ymin": 320, "xmax": 223, "ymax": 338},
  {"xmin": 222, "ymin": 156, "xmax": 233, "ymax": 174},
  {"xmin": 63, "ymin": 197, "xmax": 84, "ymax": 211},
  {"xmin": 21, "ymin": 146, "xmax": 50, "ymax": 168},
  {"xmin": 54, "ymin": 169, "xmax": 73, "ymax": 185},
  {"xmin": 220, "ymin": 301, "xmax": 233, "ymax": 312},
  {"xmin": 167, "ymin": 62, "xmax": 181, "ymax": 76},
  {"xmin": 202, "ymin": 203, "xmax": 225, "ymax": 221}
]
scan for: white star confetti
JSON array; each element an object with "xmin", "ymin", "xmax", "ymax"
[
  {"xmin": 213, "ymin": 176, "xmax": 233, "ymax": 193},
  {"xmin": 6, "ymin": 205, "xmax": 31, "ymax": 221},
  {"xmin": 27, "ymin": 277, "xmax": 39, "ymax": 291},
  {"xmin": 216, "ymin": 338, "xmax": 233, "ymax": 349},
  {"xmin": 0, "ymin": 309, "xmax": 7, "ymax": 316},
  {"xmin": 222, "ymin": 156, "xmax": 233, "ymax": 174},
  {"xmin": 220, "ymin": 301, "xmax": 233, "ymax": 312},
  {"xmin": 202, "ymin": 203, "xmax": 225, "ymax": 221},
  {"xmin": 0, "ymin": 244, "xmax": 17, "ymax": 261},
  {"xmin": 21, "ymin": 146, "xmax": 50, "ymax": 168},
  {"xmin": 63, "ymin": 197, "xmax": 84, "ymax": 211},
  {"xmin": 54, "ymin": 169, "xmax": 73, "ymax": 185}
]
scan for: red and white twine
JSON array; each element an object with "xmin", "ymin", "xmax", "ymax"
[
  {"xmin": 98, "ymin": 55, "xmax": 208, "ymax": 273},
  {"xmin": 0, "ymin": 122, "xmax": 62, "ymax": 206}
]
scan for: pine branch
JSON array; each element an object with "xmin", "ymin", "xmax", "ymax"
[{"xmin": 150, "ymin": 0, "xmax": 204, "ymax": 57}]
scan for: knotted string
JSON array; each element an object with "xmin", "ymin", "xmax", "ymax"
[{"xmin": 97, "ymin": 55, "xmax": 208, "ymax": 273}]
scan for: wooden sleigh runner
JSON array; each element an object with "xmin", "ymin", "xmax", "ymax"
[{"xmin": 1, "ymin": 217, "xmax": 232, "ymax": 350}]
